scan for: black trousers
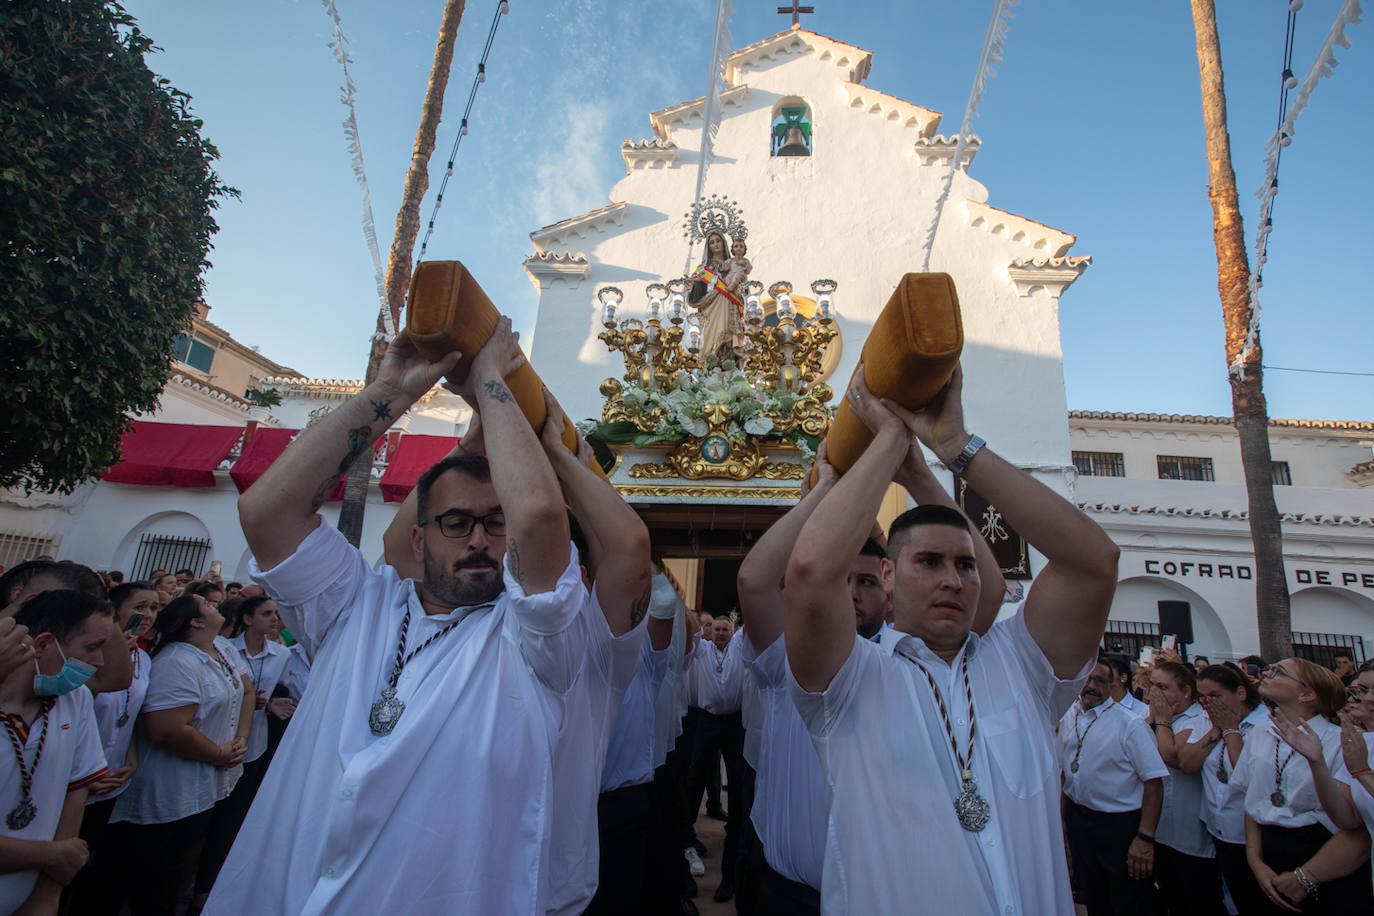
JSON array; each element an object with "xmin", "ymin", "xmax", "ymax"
[
  {"xmin": 651, "ymin": 750, "xmax": 699, "ymax": 911},
  {"xmin": 1155, "ymin": 842, "xmax": 1225, "ymax": 916},
  {"xmin": 63, "ymin": 797, "xmax": 118, "ymax": 913},
  {"xmin": 584, "ymin": 782, "xmax": 653, "ymax": 916},
  {"xmin": 194, "ymin": 753, "xmax": 270, "ymax": 895},
  {"xmin": 754, "ymin": 856, "xmax": 820, "ymax": 916},
  {"xmin": 1253, "ymin": 822, "xmax": 1374, "ymax": 914},
  {"xmin": 685, "ymin": 709, "xmax": 745, "ymax": 884},
  {"xmin": 733, "ymin": 761, "xmax": 759, "ymax": 914},
  {"xmin": 79, "ymin": 808, "xmax": 214, "ymax": 916},
  {"xmin": 1213, "ymin": 837, "xmax": 1266, "ymax": 916},
  {"xmin": 1064, "ymin": 801, "xmax": 1155, "ymax": 916}
]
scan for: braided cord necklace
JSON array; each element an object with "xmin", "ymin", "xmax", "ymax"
[
  {"xmin": 900, "ymin": 646, "xmax": 991, "ymax": 832},
  {"xmin": 2, "ymin": 699, "xmax": 55, "ymax": 829},
  {"xmin": 1272, "ymin": 738, "xmax": 1298, "ymax": 808},
  {"xmin": 368, "ymin": 605, "xmax": 490, "ymax": 737},
  {"xmin": 117, "ymin": 649, "xmax": 141, "ymax": 728},
  {"xmin": 1071, "ymin": 707, "xmax": 1103, "ymax": 774}
]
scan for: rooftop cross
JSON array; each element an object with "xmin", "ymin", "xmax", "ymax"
[{"xmin": 777, "ymin": 1, "xmax": 815, "ymax": 28}]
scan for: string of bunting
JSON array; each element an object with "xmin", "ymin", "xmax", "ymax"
[
  {"xmin": 682, "ymin": 0, "xmax": 735, "ymax": 276},
  {"xmin": 321, "ymin": 0, "xmax": 394, "ymax": 339},
  {"xmin": 1235, "ymin": 0, "xmax": 1364, "ymax": 377},
  {"xmin": 920, "ymin": 0, "xmax": 1020, "ymax": 273},
  {"xmin": 415, "ymin": 0, "xmax": 512, "ymax": 264}
]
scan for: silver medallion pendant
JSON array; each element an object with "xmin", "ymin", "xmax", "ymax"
[
  {"xmin": 7, "ymin": 797, "xmax": 36, "ymax": 830},
  {"xmin": 954, "ymin": 772, "xmax": 991, "ymax": 832},
  {"xmin": 368, "ymin": 686, "xmax": 406, "ymax": 737},
  {"xmin": 1270, "ymin": 789, "xmax": 1286, "ymax": 808},
  {"xmin": 1069, "ymin": 760, "xmax": 1079, "ymax": 773}
]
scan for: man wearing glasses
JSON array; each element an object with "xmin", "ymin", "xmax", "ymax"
[{"xmin": 210, "ymin": 319, "xmax": 596, "ymax": 914}]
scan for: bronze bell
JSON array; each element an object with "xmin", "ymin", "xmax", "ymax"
[{"xmin": 777, "ymin": 125, "xmax": 810, "ymax": 157}]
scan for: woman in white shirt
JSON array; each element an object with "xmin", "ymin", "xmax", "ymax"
[
  {"xmin": 1238, "ymin": 658, "xmax": 1372, "ymax": 913},
  {"xmin": 98, "ymin": 594, "xmax": 254, "ymax": 916},
  {"xmin": 1147, "ymin": 660, "xmax": 1224, "ymax": 916},
  {"xmin": 192, "ymin": 594, "xmax": 295, "ymax": 905},
  {"xmin": 66, "ymin": 582, "xmax": 158, "ymax": 911},
  {"xmin": 1195, "ymin": 662, "xmax": 1270, "ymax": 916}
]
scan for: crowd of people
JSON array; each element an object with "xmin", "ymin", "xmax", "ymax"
[{"xmin": 1, "ymin": 317, "xmax": 1372, "ymax": 915}]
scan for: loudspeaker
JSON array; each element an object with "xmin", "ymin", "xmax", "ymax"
[{"xmin": 1158, "ymin": 600, "xmax": 1194, "ymax": 644}]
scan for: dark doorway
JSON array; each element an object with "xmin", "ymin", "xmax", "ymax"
[{"xmin": 699, "ymin": 557, "xmax": 743, "ymax": 618}]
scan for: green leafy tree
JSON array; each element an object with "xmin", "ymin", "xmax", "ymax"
[{"xmin": 0, "ymin": 0, "xmax": 235, "ymax": 492}]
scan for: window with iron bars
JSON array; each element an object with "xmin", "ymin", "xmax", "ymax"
[
  {"xmin": 1073, "ymin": 451, "xmax": 1126, "ymax": 477},
  {"xmin": 1099, "ymin": 619, "xmax": 1162, "ymax": 661},
  {"xmin": 1292, "ymin": 631, "xmax": 1365, "ymax": 669},
  {"xmin": 130, "ymin": 533, "xmax": 212, "ymax": 582},
  {"xmin": 1157, "ymin": 455, "xmax": 1215, "ymax": 482},
  {"xmin": 1271, "ymin": 461, "xmax": 1292, "ymax": 486},
  {"xmin": 0, "ymin": 533, "xmax": 59, "ymax": 572}
]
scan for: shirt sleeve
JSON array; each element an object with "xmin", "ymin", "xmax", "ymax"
[
  {"xmin": 67, "ymin": 690, "xmax": 110, "ymax": 790},
  {"xmin": 999, "ymin": 607, "xmax": 1093, "ymax": 728},
  {"xmin": 249, "ymin": 515, "xmax": 374, "ymax": 655},
  {"xmin": 787, "ymin": 634, "xmax": 867, "ymax": 739},
  {"xmin": 142, "ymin": 649, "xmax": 204, "ymax": 713},
  {"xmin": 1122, "ymin": 715, "xmax": 1170, "ymax": 782},
  {"xmin": 507, "ymin": 541, "xmax": 590, "ymax": 695},
  {"xmin": 746, "ymin": 635, "xmax": 788, "ymax": 690}
]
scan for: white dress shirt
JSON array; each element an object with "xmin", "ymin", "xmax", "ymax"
[
  {"xmin": 1156, "ymin": 702, "xmax": 1215, "ymax": 858},
  {"xmin": 1118, "ymin": 692, "xmax": 1150, "ymax": 719},
  {"xmin": 1337, "ymin": 733, "xmax": 1374, "ymax": 842},
  {"xmin": 112, "ymin": 636, "xmax": 249, "ymax": 825},
  {"xmin": 692, "ymin": 630, "xmax": 746, "ymax": 714},
  {"xmin": 790, "ymin": 606, "xmax": 1089, "ymax": 916},
  {"xmin": 651, "ymin": 604, "xmax": 691, "ymax": 770},
  {"xmin": 228, "ymin": 635, "xmax": 292, "ymax": 763},
  {"xmin": 746, "ymin": 634, "xmax": 826, "ymax": 889},
  {"xmin": 1233, "ymin": 712, "xmax": 1349, "ymax": 833},
  {"xmin": 545, "ymin": 589, "xmax": 645, "ymax": 916},
  {"xmin": 1200, "ymin": 704, "xmax": 1270, "ymax": 844},
  {"xmin": 204, "ymin": 517, "xmax": 589, "ymax": 916},
  {"xmin": 0, "ymin": 687, "xmax": 107, "ymax": 911},
  {"xmin": 1059, "ymin": 698, "xmax": 1168, "ymax": 812},
  {"xmin": 88, "ymin": 647, "xmax": 151, "ymax": 803},
  {"xmin": 284, "ymin": 642, "xmax": 311, "ymax": 699},
  {"xmin": 600, "ymin": 631, "xmax": 670, "ymax": 792}
]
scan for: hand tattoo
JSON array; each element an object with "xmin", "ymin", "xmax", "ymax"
[
  {"xmin": 311, "ymin": 424, "xmax": 372, "ymax": 509},
  {"xmin": 482, "ymin": 380, "xmax": 513, "ymax": 404},
  {"xmin": 369, "ymin": 399, "xmax": 393, "ymax": 422}
]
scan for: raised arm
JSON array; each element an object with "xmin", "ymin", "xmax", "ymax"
[
  {"xmin": 907, "ymin": 366, "xmax": 1119, "ymax": 677},
  {"xmin": 538, "ymin": 388, "xmax": 650, "ymax": 634},
  {"xmin": 787, "ymin": 367, "xmax": 909, "ymax": 691},
  {"xmin": 239, "ymin": 331, "xmax": 461, "ymax": 570},
  {"xmin": 457, "ymin": 319, "xmax": 568, "ymax": 595},
  {"xmin": 893, "ymin": 438, "xmax": 1005, "ymax": 636},
  {"xmin": 737, "ymin": 442, "xmax": 837, "ymax": 653}
]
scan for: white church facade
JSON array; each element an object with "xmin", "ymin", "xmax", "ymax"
[{"xmin": 1, "ymin": 26, "xmax": 1369, "ymax": 664}]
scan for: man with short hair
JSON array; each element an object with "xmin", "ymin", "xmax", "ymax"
[
  {"xmin": 1060, "ymin": 657, "xmax": 1166, "ymax": 916},
  {"xmin": 0, "ymin": 590, "xmax": 113, "ymax": 912},
  {"xmin": 786, "ymin": 365, "xmax": 1120, "ymax": 914},
  {"xmin": 1333, "ymin": 653, "xmax": 1357, "ymax": 686},
  {"xmin": 174, "ymin": 569, "xmax": 194, "ymax": 586},
  {"xmin": 848, "ymin": 539, "xmax": 892, "ymax": 642},
  {"xmin": 209, "ymin": 320, "xmax": 595, "ymax": 914},
  {"xmin": 736, "ymin": 441, "xmax": 1004, "ymax": 915}
]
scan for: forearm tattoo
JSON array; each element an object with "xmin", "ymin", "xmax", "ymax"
[
  {"xmin": 311, "ymin": 424, "xmax": 372, "ymax": 509},
  {"xmin": 369, "ymin": 399, "xmax": 393, "ymax": 421},
  {"xmin": 482, "ymin": 379, "xmax": 513, "ymax": 404},
  {"xmin": 506, "ymin": 535, "xmax": 523, "ymax": 585},
  {"xmin": 628, "ymin": 578, "xmax": 651, "ymax": 627}
]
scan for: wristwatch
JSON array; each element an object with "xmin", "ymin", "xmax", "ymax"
[{"xmin": 946, "ymin": 434, "xmax": 985, "ymax": 476}]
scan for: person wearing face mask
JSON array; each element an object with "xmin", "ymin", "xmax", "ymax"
[
  {"xmin": 0, "ymin": 590, "xmax": 112, "ymax": 914},
  {"xmin": 99, "ymin": 594, "xmax": 254, "ymax": 916}
]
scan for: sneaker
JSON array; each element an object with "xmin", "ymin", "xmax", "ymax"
[{"xmin": 684, "ymin": 846, "xmax": 705, "ymax": 877}]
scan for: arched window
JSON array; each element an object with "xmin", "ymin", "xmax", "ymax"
[{"xmin": 771, "ymin": 98, "xmax": 812, "ymax": 157}]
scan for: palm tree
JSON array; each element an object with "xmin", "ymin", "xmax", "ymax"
[
  {"xmin": 337, "ymin": 0, "xmax": 466, "ymax": 546},
  {"xmin": 1189, "ymin": 0, "xmax": 1292, "ymax": 659}
]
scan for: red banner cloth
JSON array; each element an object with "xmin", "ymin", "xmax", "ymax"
[
  {"xmin": 230, "ymin": 427, "xmax": 357, "ymax": 501},
  {"xmin": 101, "ymin": 421, "xmax": 245, "ymax": 488},
  {"xmin": 379, "ymin": 434, "xmax": 459, "ymax": 503}
]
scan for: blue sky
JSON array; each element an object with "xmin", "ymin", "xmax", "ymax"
[{"xmin": 121, "ymin": 0, "xmax": 1371, "ymax": 420}]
